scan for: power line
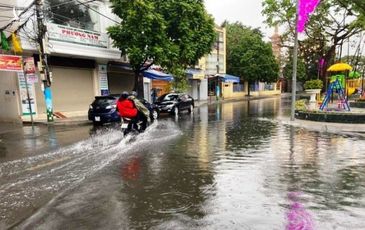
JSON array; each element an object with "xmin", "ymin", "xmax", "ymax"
[
  {"xmin": 0, "ymin": 0, "xmax": 36, "ymax": 31},
  {"xmin": 49, "ymin": 0, "xmax": 76, "ymax": 9},
  {"xmin": 74, "ymin": 0, "xmax": 120, "ymax": 24},
  {"xmin": 49, "ymin": 0, "xmax": 97, "ymax": 9}
]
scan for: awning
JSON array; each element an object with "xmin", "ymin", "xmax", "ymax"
[
  {"xmin": 143, "ymin": 69, "xmax": 174, "ymax": 82},
  {"xmin": 217, "ymin": 74, "xmax": 240, "ymax": 83},
  {"xmin": 186, "ymin": 68, "xmax": 205, "ymax": 80}
]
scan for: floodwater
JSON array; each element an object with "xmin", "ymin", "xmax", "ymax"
[{"xmin": 1, "ymin": 98, "xmax": 365, "ymax": 229}]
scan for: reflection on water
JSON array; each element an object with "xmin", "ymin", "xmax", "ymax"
[{"xmin": 2, "ymin": 98, "xmax": 365, "ymax": 229}]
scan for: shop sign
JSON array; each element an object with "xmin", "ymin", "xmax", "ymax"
[
  {"xmin": 17, "ymin": 72, "xmax": 36, "ymax": 116},
  {"xmin": 47, "ymin": 23, "xmax": 108, "ymax": 48},
  {"xmin": 24, "ymin": 57, "xmax": 38, "ymax": 84},
  {"xmin": 99, "ymin": 64, "xmax": 109, "ymax": 95},
  {"xmin": 0, "ymin": 55, "xmax": 23, "ymax": 72}
]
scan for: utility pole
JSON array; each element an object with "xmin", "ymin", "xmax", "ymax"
[
  {"xmin": 290, "ymin": 0, "xmax": 299, "ymax": 121},
  {"xmin": 216, "ymin": 32, "xmax": 220, "ymax": 99},
  {"xmin": 36, "ymin": 0, "xmax": 53, "ymax": 122}
]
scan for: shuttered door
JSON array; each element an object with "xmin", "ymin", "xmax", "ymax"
[{"xmin": 47, "ymin": 67, "xmax": 94, "ymax": 112}]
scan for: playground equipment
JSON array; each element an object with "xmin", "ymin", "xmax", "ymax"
[
  {"xmin": 320, "ymin": 63, "xmax": 353, "ymax": 111},
  {"xmin": 319, "ymin": 77, "xmax": 350, "ymax": 111}
]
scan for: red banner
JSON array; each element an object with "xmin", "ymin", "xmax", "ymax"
[{"xmin": 0, "ymin": 55, "xmax": 23, "ymax": 72}]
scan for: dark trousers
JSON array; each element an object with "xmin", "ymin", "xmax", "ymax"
[{"xmin": 132, "ymin": 111, "xmax": 148, "ymax": 131}]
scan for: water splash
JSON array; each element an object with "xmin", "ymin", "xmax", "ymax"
[{"xmin": 0, "ymin": 121, "xmax": 181, "ymax": 228}]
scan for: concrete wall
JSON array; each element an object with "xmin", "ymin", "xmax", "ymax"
[
  {"xmin": 250, "ymin": 82, "xmax": 281, "ymax": 96},
  {"xmin": 188, "ymin": 80, "xmax": 199, "ymax": 100},
  {"xmin": 0, "ymin": 72, "xmax": 21, "ymax": 122},
  {"xmin": 188, "ymin": 79, "xmax": 208, "ymax": 101},
  {"xmin": 250, "ymin": 90, "xmax": 281, "ymax": 97},
  {"xmin": 200, "ymin": 79, "xmax": 208, "ymax": 101},
  {"xmin": 221, "ymin": 81, "xmax": 281, "ymax": 99},
  {"xmin": 221, "ymin": 82, "xmax": 246, "ymax": 99}
]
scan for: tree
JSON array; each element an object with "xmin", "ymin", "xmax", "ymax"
[
  {"xmin": 262, "ymin": 0, "xmax": 365, "ymax": 81},
  {"xmin": 283, "ymin": 49, "xmax": 307, "ymax": 82},
  {"xmin": 108, "ymin": 0, "xmax": 215, "ymax": 96},
  {"xmin": 225, "ymin": 22, "xmax": 280, "ymax": 95}
]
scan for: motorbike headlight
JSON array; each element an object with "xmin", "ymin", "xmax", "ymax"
[{"xmin": 106, "ymin": 105, "xmax": 117, "ymax": 109}]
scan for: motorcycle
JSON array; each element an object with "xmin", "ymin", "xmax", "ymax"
[{"xmin": 120, "ymin": 117, "xmax": 147, "ymax": 136}]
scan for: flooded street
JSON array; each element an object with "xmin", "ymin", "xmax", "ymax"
[{"xmin": 1, "ymin": 98, "xmax": 365, "ymax": 229}]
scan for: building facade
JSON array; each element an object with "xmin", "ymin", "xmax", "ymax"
[{"xmin": 0, "ymin": 0, "xmax": 140, "ymax": 122}]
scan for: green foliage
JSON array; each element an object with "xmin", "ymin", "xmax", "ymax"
[
  {"xmin": 170, "ymin": 67, "xmax": 190, "ymax": 93},
  {"xmin": 304, "ymin": 79, "xmax": 323, "ymax": 90},
  {"xmin": 108, "ymin": 0, "xmax": 215, "ymax": 95},
  {"xmin": 295, "ymin": 99, "xmax": 308, "ymax": 111},
  {"xmin": 283, "ymin": 49, "xmax": 307, "ymax": 81},
  {"xmin": 225, "ymin": 22, "xmax": 279, "ymax": 84}
]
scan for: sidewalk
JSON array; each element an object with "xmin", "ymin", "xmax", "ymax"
[
  {"xmin": 22, "ymin": 115, "xmax": 91, "ymax": 126},
  {"xmin": 278, "ymin": 116, "xmax": 365, "ymax": 136}
]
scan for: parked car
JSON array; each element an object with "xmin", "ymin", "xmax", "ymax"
[
  {"xmin": 154, "ymin": 93, "xmax": 194, "ymax": 115},
  {"xmin": 88, "ymin": 94, "xmax": 159, "ymax": 125}
]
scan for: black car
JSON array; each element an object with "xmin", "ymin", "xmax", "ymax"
[
  {"xmin": 154, "ymin": 93, "xmax": 194, "ymax": 115},
  {"xmin": 88, "ymin": 94, "xmax": 159, "ymax": 125}
]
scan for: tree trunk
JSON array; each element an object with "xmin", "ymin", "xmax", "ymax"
[
  {"xmin": 320, "ymin": 45, "xmax": 337, "ymax": 90},
  {"xmin": 247, "ymin": 80, "xmax": 251, "ymax": 96},
  {"xmin": 134, "ymin": 71, "xmax": 144, "ymax": 99}
]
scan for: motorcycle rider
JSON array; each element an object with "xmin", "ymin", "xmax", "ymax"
[
  {"xmin": 117, "ymin": 91, "xmax": 137, "ymax": 119},
  {"xmin": 117, "ymin": 91, "xmax": 149, "ymax": 132},
  {"xmin": 128, "ymin": 91, "xmax": 150, "ymax": 131}
]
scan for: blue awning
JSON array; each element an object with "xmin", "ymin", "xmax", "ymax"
[
  {"xmin": 143, "ymin": 69, "xmax": 174, "ymax": 82},
  {"xmin": 217, "ymin": 74, "xmax": 240, "ymax": 83}
]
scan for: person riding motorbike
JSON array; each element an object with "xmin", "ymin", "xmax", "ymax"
[
  {"xmin": 128, "ymin": 91, "xmax": 150, "ymax": 131},
  {"xmin": 117, "ymin": 91, "xmax": 149, "ymax": 132}
]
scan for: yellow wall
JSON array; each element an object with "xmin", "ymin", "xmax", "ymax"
[
  {"xmin": 221, "ymin": 82, "xmax": 246, "ymax": 99},
  {"xmin": 221, "ymin": 81, "xmax": 281, "ymax": 99}
]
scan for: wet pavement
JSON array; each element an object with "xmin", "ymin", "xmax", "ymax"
[{"xmin": 1, "ymin": 98, "xmax": 365, "ymax": 229}]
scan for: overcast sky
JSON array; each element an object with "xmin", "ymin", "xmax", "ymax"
[{"xmin": 204, "ymin": 0, "xmax": 275, "ymax": 39}]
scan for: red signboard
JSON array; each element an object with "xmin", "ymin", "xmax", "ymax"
[{"xmin": 0, "ymin": 55, "xmax": 23, "ymax": 72}]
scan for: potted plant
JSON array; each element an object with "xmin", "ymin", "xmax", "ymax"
[
  {"xmin": 304, "ymin": 79, "xmax": 323, "ymax": 110},
  {"xmin": 304, "ymin": 79, "xmax": 323, "ymax": 92}
]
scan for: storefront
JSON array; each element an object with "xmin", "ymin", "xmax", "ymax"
[
  {"xmin": 32, "ymin": 56, "xmax": 96, "ymax": 117},
  {"xmin": 144, "ymin": 69, "xmax": 173, "ymax": 101},
  {"xmin": 0, "ymin": 55, "xmax": 25, "ymax": 122}
]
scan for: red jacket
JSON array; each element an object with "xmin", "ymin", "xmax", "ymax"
[{"xmin": 117, "ymin": 98, "xmax": 138, "ymax": 118}]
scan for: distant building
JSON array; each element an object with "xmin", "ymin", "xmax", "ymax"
[
  {"xmin": 270, "ymin": 26, "xmax": 282, "ymax": 61},
  {"xmin": 270, "ymin": 26, "xmax": 286, "ymax": 92}
]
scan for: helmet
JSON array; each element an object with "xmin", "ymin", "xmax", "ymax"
[
  {"xmin": 120, "ymin": 91, "xmax": 129, "ymax": 99},
  {"xmin": 130, "ymin": 91, "xmax": 137, "ymax": 97}
]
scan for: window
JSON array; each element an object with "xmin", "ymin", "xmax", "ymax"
[{"xmin": 46, "ymin": 0, "xmax": 100, "ymax": 32}]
